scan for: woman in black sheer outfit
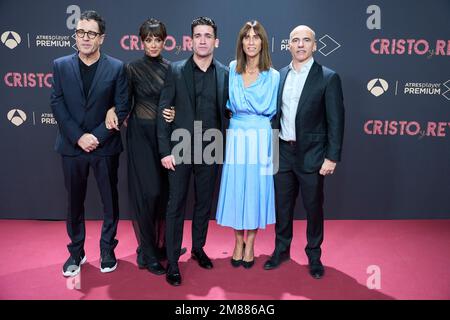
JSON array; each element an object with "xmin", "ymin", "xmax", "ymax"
[{"xmin": 105, "ymin": 18, "xmax": 178, "ymax": 275}]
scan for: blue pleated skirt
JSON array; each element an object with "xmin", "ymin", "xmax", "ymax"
[{"xmin": 216, "ymin": 114, "xmax": 276, "ymax": 230}]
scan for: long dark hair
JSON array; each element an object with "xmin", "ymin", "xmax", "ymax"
[{"xmin": 235, "ymin": 20, "xmax": 271, "ymax": 74}]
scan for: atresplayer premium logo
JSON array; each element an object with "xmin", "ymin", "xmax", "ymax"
[
  {"xmin": 1, "ymin": 31, "xmax": 21, "ymax": 49},
  {"xmin": 35, "ymin": 35, "xmax": 73, "ymax": 48},
  {"xmin": 401, "ymin": 80, "xmax": 450, "ymax": 101},
  {"xmin": 367, "ymin": 78, "xmax": 389, "ymax": 97},
  {"xmin": 368, "ymin": 77, "xmax": 450, "ymax": 101},
  {"xmin": 7, "ymin": 109, "xmax": 27, "ymax": 126},
  {"xmin": 30, "ymin": 5, "xmax": 80, "ymax": 50},
  {"xmin": 41, "ymin": 113, "xmax": 57, "ymax": 125},
  {"xmin": 1, "ymin": 6, "xmax": 79, "ymax": 51}
]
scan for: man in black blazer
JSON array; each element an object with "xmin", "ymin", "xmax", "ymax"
[
  {"xmin": 264, "ymin": 25, "xmax": 345, "ymax": 279},
  {"xmin": 50, "ymin": 11, "xmax": 129, "ymax": 277},
  {"xmin": 157, "ymin": 17, "xmax": 229, "ymax": 286}
]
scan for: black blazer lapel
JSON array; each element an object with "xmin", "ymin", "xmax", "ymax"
[
  {"xmin": 296, "ymin": 61, "xmax": 320, "ymax": 117},
  {"xmin": 273, "ymin": 65, "xmax": 290, "ymax": 129},
  {"xmin": 86, "ymin": 53, "xmax": 107, "ymax": 102},
  {"xmin": 277, "ymin": 66, "xmax": 290, "ymax": 114},
  {"xmin": 181, "ymin": 58, "xmax": 195, "ymax": 110},
  {"xmin": 70, "ymin": 53, "xmax": 85, "ymax": 100},
  {"xmin": 215, "ymin": 59, "xmax": 226, "ymax": 111}
]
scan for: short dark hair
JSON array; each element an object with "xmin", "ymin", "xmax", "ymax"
[
  {"xmin": 191, "ymin": 16, "xmax": 217, "ymax": 38},
  {"xmin": 139, "ymin": 18, "xmax": 167, "ymax": 41},
  {"xmin": 79, "ymin": 10, "xmax": 106, "ymax": 35}
]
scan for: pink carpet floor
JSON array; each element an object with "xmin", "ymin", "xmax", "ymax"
[{"xmin": 0, "ymin": 219, "xmax": 449, "ymax": 300}]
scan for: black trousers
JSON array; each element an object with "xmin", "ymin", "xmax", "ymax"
[
  {"xmin": 62, "ymin": 153, "xmax": 120, "ymax": 257},
  {"xmin": 165, "ymin": 161, "xmax": 218, "ymax": 264},
  {"xmin": 274, "ymin": 139, "xmax": 324, "ymax": 262}
]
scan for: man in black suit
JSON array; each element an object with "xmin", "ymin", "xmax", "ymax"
[
  {"xmin": 264, "ymin": 25, "xmax": 345, "ymax": 279},
  {"xmin": 157, "ymin": 17, "xmax": 229, "ymax": 286},
  {"xmin": 50, "ymin": 11, "xmax": 129, "ymax": 277}
]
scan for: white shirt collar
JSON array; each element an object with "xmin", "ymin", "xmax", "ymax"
[{"xmin": 289, "ymin": 57, "xmax": 314, "ymax": 74}]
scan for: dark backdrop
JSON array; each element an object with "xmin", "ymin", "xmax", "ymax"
[{"xmin": 1, "ymin": 0, "xmax": 449, "ymax": 219}]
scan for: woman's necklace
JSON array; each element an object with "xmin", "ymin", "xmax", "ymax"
[{"xmin": 246, "ymin": 66, "xmax": 259, "ymax": 74}]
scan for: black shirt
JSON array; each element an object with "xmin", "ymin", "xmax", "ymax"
[
  {"xmin": 79, "ymin": 57, "xmax": 99, "ymax": 98},
  {"xmin": 192, "ymin": 57, "xmax": 218, "ymax": 131}
]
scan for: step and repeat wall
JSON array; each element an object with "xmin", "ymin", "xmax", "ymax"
[{"xmin": 1, "ymin": 0, "xmax": 449, "ymax": 219}]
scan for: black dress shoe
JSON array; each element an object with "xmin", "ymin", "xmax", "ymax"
[
  {"xmin": 191, "ymin": 248, "xmax": 213, "ymax": 269},
  {"xmin": 147, "ymin": 261, "xmax": 166, "ymax": 275},
  {"xmin": 136, "ymin": 247, "xmax": 146, "ymax": 269},
  {"xmin": 136, "ymin": 248, "xmax": 168, "ymax": 273},
  {"xmin": 309, "ymin": 260, "xmax": 324, "ymax": 279},
  {"xmin": 166, "ymin": 264, "xmax": 182, "ymax": 286},
  {"xmin": 263, "ymin": 252, "xmax": 290, "ymax": 270}
]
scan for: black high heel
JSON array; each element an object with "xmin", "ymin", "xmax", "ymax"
[
  {"xmin": 230, "ymin": 257, "xmax": 242, "ymax": 267},
  {"xmin": 242, "ymin": 259, "xmax": 255, "ymax": 269},
  {"xmin": 230, "ymin": 243, "xmax": 245, "ymax": 268},
  {"xmin": 242, "ymin": 243, "xmax": 254, "ymax": 269}
]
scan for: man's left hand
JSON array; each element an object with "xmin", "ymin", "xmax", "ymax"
[{"xmin": 319, "ymin": 158, "xmax": 337, "ymax": 176}]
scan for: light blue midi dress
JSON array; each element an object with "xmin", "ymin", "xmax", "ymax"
[{"xmin": 216, "ymin": 60, "xmax": 279, "ymax": 230}]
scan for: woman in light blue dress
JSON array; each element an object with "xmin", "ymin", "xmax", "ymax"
[{"xmin": 216, "ymin": 21, "xmax": 279, "ymax": 268}]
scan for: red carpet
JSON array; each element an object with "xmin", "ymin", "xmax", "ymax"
[{"xmin": 0, "ymin": 219, "xmax": 449, "ymax": 300}]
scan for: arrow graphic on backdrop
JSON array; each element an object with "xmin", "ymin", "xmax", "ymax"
[
  {"xmin": 318, "ymin": 34, "xmax": 341, "ymax": 56},
  {"xmin": 442, "ymin": 80, "xmax": 450, "ymax": 101},
  {"xmin": 71, "ymin": 33, "xmax": 77, "ymax": 51}
]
